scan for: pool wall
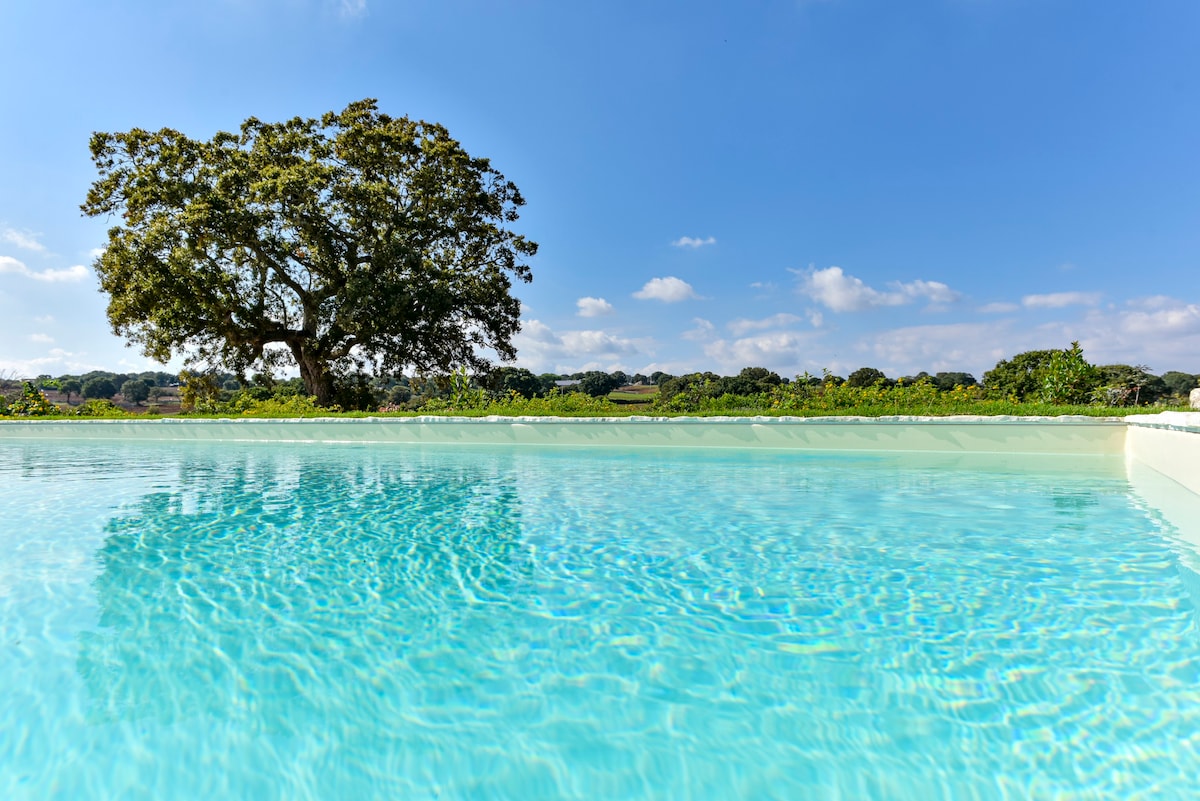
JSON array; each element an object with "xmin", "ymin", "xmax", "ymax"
[
  {"xmin": 2, "ymin": 412, "xmax": 1196, "ymax": 489},
  {"xmin": 5, "ymin": 411, "xmax": 1199, "ymax": 549},
  {"xmin": 1125, "ymin": 413, "xmax": 1200, "ymax": 496},
  {"xmin": 0, "ymin": 414, "xmax": 1130, "ymax": 452}
]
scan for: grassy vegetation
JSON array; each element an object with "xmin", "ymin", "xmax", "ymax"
[{"xmin": 1, "ymin": 378, "xmax": 1189, "ymax": 421}]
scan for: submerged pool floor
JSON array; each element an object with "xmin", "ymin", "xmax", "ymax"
[{"xmin": 3, "ymin": 441, "xmax": 1200, "ymax": 800}]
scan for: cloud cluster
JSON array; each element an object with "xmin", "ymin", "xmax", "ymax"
[
  {"xmin": 704, "ymin": 331, "xmax": 822, "ymax": 375},
  {"xmin": 1021, "ymin": 291, "xmax": 1101, "ymax": 309},
  {"xmin": 671, "ymin": 236, "xmax": 716, "ymax": 248},
  {"xmin": 0, "ymin": 256, "xmax": 88, "ymax": 282},
  {"xmin": 1, "ymin": 227, "xmax": 46, "ymax": 252},
  {"xmin": 796, "ymin": 266, "xmax": 959, "ymax": 312},
  {"xmin": 576, "ymin": 296, "xmax": 614, "ymax": 317},
  {"xmin": 512, "ymin": 319, "xmax": 653, "ymax": 373},
  {"xmin": 633, "ymin": 276, "xmax": 699, "ymax": 303}
]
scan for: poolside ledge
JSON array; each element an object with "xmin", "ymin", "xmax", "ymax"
[
  {"xmin": 0, "ymin": 413, "xmax": 1131, "ymax": 454},
  {"xmin": 5, "ymin": 412, "xmax": 1199, "ymax": 537}
]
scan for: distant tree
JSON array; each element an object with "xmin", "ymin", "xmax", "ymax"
[
  {"xmin": 83, "ymin": 99, "xmax": 536, "ymax": 408},
  {"xmin": 59, "ymin": 378, "xmax": 82, "ymax": 403},
  {"xmin": 631, "ymin": 373, "xmax": 649, "ymax": 386},
  {"xmin": 537, "ymin": 373, "xmax": 564, "ymax": 394},
  {"xmin": 120, "ymin": 379, "xmax": 151, "ymax": 405},
  {"xmin": 983, "ymin": 349, "xmax": 1060, "ymax": 401},
  {"xmin": 485, "ymin": 366, "xmax": 544, "ymax": 399},
  {"xmin": 82, "ymin": 377, "xmax": 117, "ymax": 400},
  {"xmin": 931, "ymin": 372, "xmax": 977, "ymax": 391},
  {"xmin": 1161, "ymin": 371, "xmax": 1199, "ymax": 398},
  {"xmin": 386, "ymin": 384, "xmax": 413, "ymax": 406},
  {"xmin": 846, "ymin": 367, "xmax": 888, "ymax": 388},
  {"xmin": 721, "ymin": 366, "xmax": 783, "ymax": 395},
  {"xmin": 650, "ymin": 371, "xmax": 674, "ymax": 386},
  {"xmin": 609, "ymin": 370, "xmax": 630, "ymax": 388},
  {"xmin": 657, "ymin": 372, "xmax": 721, "ymax": 402},
  {"xmin": 578, "ymin": 371, "xmax": 622, "ymax": 397},
  {"xmin": 1095, "ymin": 365, "xmax": 1166, "ymax": 406}
]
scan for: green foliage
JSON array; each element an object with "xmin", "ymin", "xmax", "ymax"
[
  {"xmin": 484, "ymin": 366, "xmax": 543, "ymax": 399},
  {"xmin": 1040, "ymin": 342, "xmax": 1099, "ymax": 405},
  {"xmin": 930, "ymin": 371, "xmax": 978, "ymax": 390},
  {"xmin": 657, "ymin": 372, "xmax": 723, "ymax": 404},
  {"xmin": 1092, "ymin": 364, "xmax": 1166, "ymax": 406},
  {"xmin": 230, "ymin": 394, "xmax": 323, "ymax": 417},
  {"xmin": 5, "ymin": 383, "xmax": 58, "ymax": 416},
  {"xmin": 179, "ymin": 370, "xmax": 223, "ymax": 413},
  {"xmin": 82, "ymin": 377, "xmax": 117, "ymax": 400},
  {"xmin": 845, "ymin": 367, "xmax": 889, "ymax": 388},
  {"xmin": 474, "ymin": 391, "xmax": 620, "ymax": 416},
  {"xmin": 1160, "ymin": 371, "xmax": 1199, "ymax": 399},
  {"xmin": 723, "ymin": 367, "xmax": 784, "ymax": 395},
  {"xmin": 121, "ymin": 378, "xmax": 151, "ymax": 405},
  {"xmin": 983, "ymin": 349, "xmax": 1059, "ymax": 401},
  {"xmin": 577, "ymin": 370, "xmax": 622, "ymax": 397},
  {"xmin": 71, "ymin": 399, "xmax": 129, "ymax": 417},
  {"xmin": 83, "ymin": 99, "xmax": 537, "ymax": 407},
  {"xmin": 59, "ymin": 378, "xmax": 82, "ymax": 402}
]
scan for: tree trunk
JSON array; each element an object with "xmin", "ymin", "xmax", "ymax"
[{"xmin": 291, "ymin": 342, "xmax": 336, "ymax": 407}]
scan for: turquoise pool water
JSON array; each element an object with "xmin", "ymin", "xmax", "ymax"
[{"xmin": 2, "ymin": 440, "xmax": 1199, "ymax": 800}]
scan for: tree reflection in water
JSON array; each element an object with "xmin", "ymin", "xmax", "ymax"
[{"xmin": 76, "ymin": 447, "xmax": 532, "ymax": 733}]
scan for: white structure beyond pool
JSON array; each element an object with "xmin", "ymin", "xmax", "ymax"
[{"xmin": 1, "ymin": 413, "xmax": 1198, "ymax": 800}]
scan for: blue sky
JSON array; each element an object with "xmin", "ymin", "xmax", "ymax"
[{"xmin": 2, "ymin": 0, "xmax": 1197, "ymax": 381}]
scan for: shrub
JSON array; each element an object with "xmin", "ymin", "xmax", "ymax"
[
  {"xmin": 1040, "ymin": 342, "xmax": 1099, "ymax": 405},
  {"xmin": 5, "ymin": 383, "xmax": 57, "ymax": 416},
  {"xmin": 72, "ymin": 399, "xmax": 128, "ymax": 417}
]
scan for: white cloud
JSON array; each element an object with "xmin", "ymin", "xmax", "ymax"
[
  {"xmin": 704, "ymin": 331, "xmax": 822, "ymax": 374},
  {"xmin": 795, "ymin": 266, "xmax": 960, "ymax": 312},
  {"xmin": 28, "ymin": 333, "xmax": 54, "ymax": 344},
  {"xmin": 338, "ymin": 0, "xmax": 367, "ymax": 17},
  {"xmin": 512, "ymin": 318, "xmax": 654, "ymax": 373},
  {"xmin": 633, "ymin": 276, "xmax": 699, "ymax": 303},
  {"xmin": 864, "ymin": 322, "xmax": 1019, "ymax": 377},
  {"xmin": 727, "ymin": 313, "xmax": 804, "ymax": 336},
  {"xmin": 0, "ymin": 349, "xmax": 104, "ymax": 378},
  {"xmin": 865, "ymin": 296, "xmax": 1200, "ymax": 377},
  {"xmin": 1021, "ymin": 291, "xmax": 1101, "ymax": 309},
  {"xmin": 1114, "ymin": 300, "xmax": 1200, "ymax": 337},
  {"xmin": 34, "ymin": 315, "xmax": 55, "ymax": 323},
  {"xmin": 978, "ymin": 302, "xmax": 1020, "ymax": 314},
  {"xmin": 672, "ymin": 236, "xmax": 716, "ymax": 248},
  {"xmin": 87, "ymin": 247, "xmax": 106, "ymax": 260},
  {"xmin": 1, "ymin": 227, "xmax": 46, "ymax": 252},
  {"xmin": 681, "ymin": 318, "xmax": 716, "ymax": 341},
  {"xmin": 0, "ymin": 256, "xmax": 89, "ymax": 282},
  {"xmin": 576, "ymin": 296, "xmax": 614, "ymax": 317}
]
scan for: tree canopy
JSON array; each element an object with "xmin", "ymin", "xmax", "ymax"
[{"xmin": 83, "ymin": 99, "xmax": 537, "ymax": 406}]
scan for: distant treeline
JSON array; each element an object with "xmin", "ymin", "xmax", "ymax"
[{"xmin": 2, "ymin": 343, "xmax": 1197, "ymax": 416}]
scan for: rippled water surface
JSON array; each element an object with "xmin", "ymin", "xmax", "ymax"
[{"xmin": 3, "ymin": 440, "xmax": 1200, "ymax": 800}]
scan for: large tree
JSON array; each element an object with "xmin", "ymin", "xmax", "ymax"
[{"xmin": 83, "ymin": 100, "xmax": 537, "ymax": 406}]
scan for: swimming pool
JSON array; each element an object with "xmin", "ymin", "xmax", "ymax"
[{"xmin": 3, "ymin": 420, "xmax": 1200, "ymax": 799}]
